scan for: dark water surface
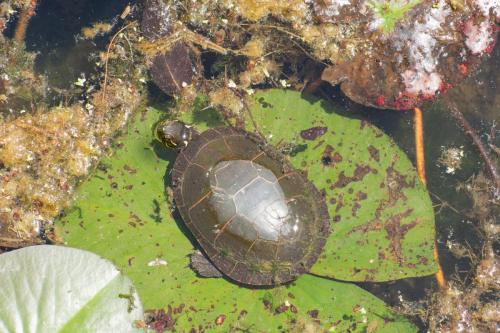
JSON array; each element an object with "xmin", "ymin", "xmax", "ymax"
[{"xmin": 25, "ymin": 0, "xmax": 132, "ymax": 88}]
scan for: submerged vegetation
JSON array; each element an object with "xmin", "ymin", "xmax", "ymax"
[
  {"xmin": 0, "ymin": 40, "xmax": 45, "ymax": 119},
  {"xmin": 426, "ymin": 173, "xmax": 499, "ymax": 332},
  {"xmin": 0, "ymin": 80, "xmax": 142, "ymax": 245},
  {"xmin": 0, "ymin": 4, "xmax": 145, "ymax": 246}
]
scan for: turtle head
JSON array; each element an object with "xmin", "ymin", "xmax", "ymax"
[{"xmin": 155, "ymin": 120, "xmax": 192, "ymax": 149}]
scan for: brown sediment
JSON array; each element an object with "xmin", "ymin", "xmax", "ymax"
[
  {"xmin": 356, "ymin": 191, "xmax": 367, "ymax": 200},
  {"xmin": 143, "ymin": 306, "xmax": 179, "ymax": 332},
  {"xmin": 345, "ymin": 161, "xmax": 423, "ymax": 267},
  {"xmin": 351, "ymin": 202, "xmax": 361, "ymax": 217},
  {"xmin": 383, "ymin": 210, "xmax": 416, "ymax": 264},
  {"xmin": 348, "ymin": 209, "xmax": 418, "ymax": 265}
]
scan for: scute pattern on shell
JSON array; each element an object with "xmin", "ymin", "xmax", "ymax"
[{"xmin": 172, "ymin": 127, "xmax": 330, "ymax": 286}]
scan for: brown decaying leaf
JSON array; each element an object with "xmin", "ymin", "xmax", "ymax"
[{"xmin": 150, "ymin": 42, "xmax": 196, "ymax": 96}]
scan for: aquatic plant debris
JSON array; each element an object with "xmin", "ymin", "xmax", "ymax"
[
  {"xmin": 319, "ymin": 0, "xmax": 499, "ymax": 109},
  {"xmin": 0, "ymin": 15, "xmax": 146, "ymax": 246},
  {"xmin": 140, "ymin": 0, "xmax": 175, "ymax": 41},
  {"xmin": 438, "ymin": 146, "xmax": 464, "ymax": 175},
  {"xmin": 0, "ymin": 39, "xmax": 45, "ymax": 118},
  {"xmin": 427, "ymin": 173, "xmax": 500, "ymax": 332},
  {"xmin": 0, "ymin": 0, "xmax": 34, "ymax": 35},
  {"xmin": 0, "ymin": 80, "xmax": 141, "ymax": 245},
  {"xmin": 141, "ymin": 0, "xmax": 498, "ymax": 110}
]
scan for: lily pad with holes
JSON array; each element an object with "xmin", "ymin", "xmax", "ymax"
[{"xmin": 56, "ymin": 89, "xmax": 436, "ymax": 332}]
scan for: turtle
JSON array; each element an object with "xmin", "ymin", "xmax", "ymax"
[{"xmin": 156, "ymin": 120, "xmax": 330, "ymax": 286}]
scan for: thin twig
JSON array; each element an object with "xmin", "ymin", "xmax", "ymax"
[
  {"xmin": 101, "ymin": 21, "xmax": 136, "ymax": 103},
  {"xmin": 0, "ymin": 236, "xmax": 43, "ymax": 248},
  {"xmin": 430, "ymin": 191, "xmax": 461, "ymax": 215},
  {"xmin": 232, "ymin": 89, "xmax": 265, "ymax": 139},
  {"xmin": 444, "ymin": 98, "xmax": 500, "ymax": 194},
  {"xmin": 239, "ymin": 23, "xmax": 329, "ymax": 65}
]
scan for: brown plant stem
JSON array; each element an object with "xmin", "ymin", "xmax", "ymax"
[
  {"xmin": 414, "ymin": 107, "xmax": 427, "ymax": 187},
  {"xmin": 414, "ymin": 107, "xmax": 447, "ymax": 289},
  {"xmin": 444, "ymin": 98, "xmax": 500, "ymax": 194},
  {"xmin": 101, "ymin": 21, "xmax": 136, "ymax": 104},
  {"xmin": 13, "ymin": 0, "xmax": 38, "ymax": 43},
  {"xmin": 0, "ymin": 236, "xmax": 43, "ymax": 249}
]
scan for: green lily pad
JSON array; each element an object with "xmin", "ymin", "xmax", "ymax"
[
  {"xmin": 56, "ymin": 89, "xmax": 434, "ymax": 332},
  {"xmin": 0, "ymin": 245, "xmax": 143, "ymax": 333}
]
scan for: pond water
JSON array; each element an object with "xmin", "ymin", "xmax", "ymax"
[{"xmin": 2, "ymin": 0, "xmax": 498, "ymax": 331}]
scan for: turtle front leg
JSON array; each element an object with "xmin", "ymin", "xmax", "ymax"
[{"xmin": 190, "ymin": 250, "xmax": 223, "ymax": 278}]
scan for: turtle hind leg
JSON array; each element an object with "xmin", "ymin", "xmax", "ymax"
[{"xmin": 190, "ymin": 250, "xmax": 223, "ymax": 278}]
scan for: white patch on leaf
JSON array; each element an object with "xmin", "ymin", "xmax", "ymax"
[
  {"xmin": 391, "ymin": 0, "xmax": 450, "ymax": 95},
  {"xmin": 401, "ymin": 70, "xmax": 442, "ymax": 96},
  {"xmin": 148, "ymin": 258, "xmax": 168, "ymax": 267},
  {"xmin": 464, "ymin": 20, "xmax": 494, "ymax": 55}
]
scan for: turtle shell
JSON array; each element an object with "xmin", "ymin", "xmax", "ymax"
[{"xmin": 172, "ymin": 127, "xmax": 330, "ymax": 286}]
